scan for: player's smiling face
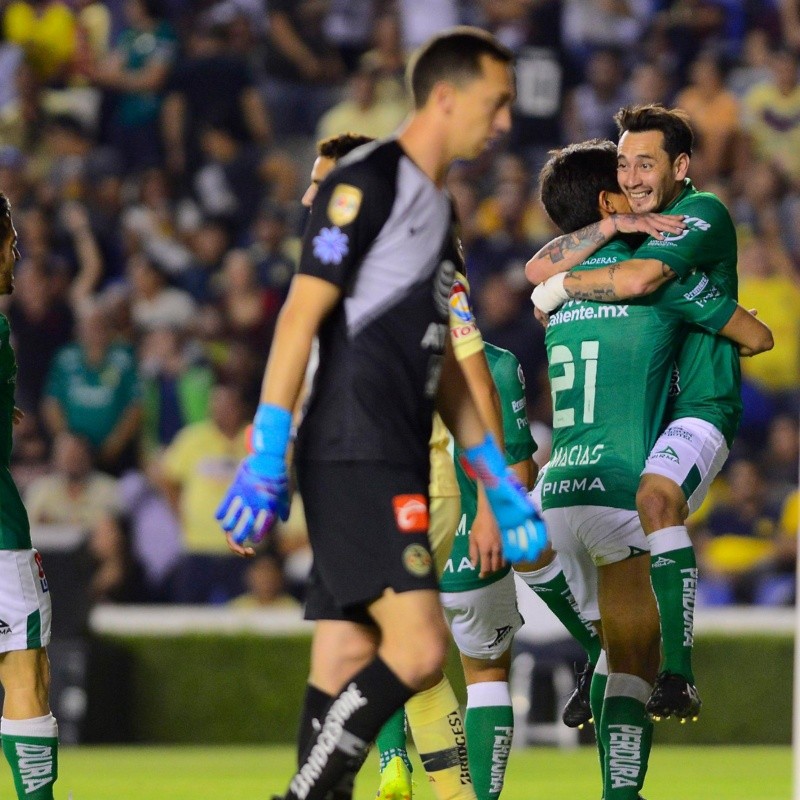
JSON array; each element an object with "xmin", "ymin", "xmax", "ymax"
[
  {"xmin": 0, "ymin": 219, "xmax": 19, "ymax": 296},
  {"xmin": 617, "ymin": 129, "xmax": 688, "ymax": 213},
  {"xmin": 451, "ymin": 55, "xmax": 514, "ymax": 160}
]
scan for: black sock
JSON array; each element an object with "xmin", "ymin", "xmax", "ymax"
[
  {"xmin": 297, "ymin": 684, "xmax": 334, "ymax": 765},
  {"xmin": 284, "ymin": 657, "xmax": 413, "ymax": 800}
]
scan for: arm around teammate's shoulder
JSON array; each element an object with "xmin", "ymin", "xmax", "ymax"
[{"xmin": 719, "ymin": 306, "xmax": 774, "ymax": 357}]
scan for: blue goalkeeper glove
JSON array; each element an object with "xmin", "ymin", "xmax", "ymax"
[
  {"xmin": 461, "ymin": 434, "xmax": 548, "ymax": 563},
  {"xmin": 216, "ymin": 403, "xmax": 292, "ymax": 546}
]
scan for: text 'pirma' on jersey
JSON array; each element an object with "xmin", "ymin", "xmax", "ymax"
[
  {"xmin": 295, "ymin": 139, "xmax": 458, "ymax": 470},
  {"xmin": 541, "ymin": 239, "xmax": 737, "ymax": 512}
]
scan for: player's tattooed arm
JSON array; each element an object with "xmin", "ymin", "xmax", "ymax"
[
  {"xmin": 563, "ymin": 259, "xmax": 675, "ymax": 302},
  {"xmin": 526, "ymin": 213, "xmax": 685, "ymax": 285}
]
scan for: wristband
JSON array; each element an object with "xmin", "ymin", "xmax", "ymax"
[
  {"xmin": 251, "ymin": 403, "xmax": 292, "ymax": 458},
  {"xmin": 531, "ymin": 272, "xmax": 569, "ymax": 314}
]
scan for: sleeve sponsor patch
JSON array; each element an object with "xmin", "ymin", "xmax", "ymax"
[
  {"xmin": 449, "ymin": 279, "xmax": 475, "ymax": 324},
  {"xmin": 312, "ymin": 226, "xmax": 349, "ymax": 264},
  {"xmin": 327, "ymin": 183, "xmax": 363, "ymax": 226}
]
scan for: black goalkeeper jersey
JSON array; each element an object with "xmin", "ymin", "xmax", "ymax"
[{"xmin": 295, "ymin": 139, "xmax": 458, "ymax": 470}]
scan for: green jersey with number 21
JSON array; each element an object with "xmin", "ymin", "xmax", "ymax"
[{"xmin": 541, "ymin": 238, "xmax": 737, "ymax": 512}]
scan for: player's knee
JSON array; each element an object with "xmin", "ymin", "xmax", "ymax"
[
  {"xmin": 636, "ymin": 480, "xmax": 681, "ymax": 530},
  {"xmin": 383, "ymin": 627, "xmax": 448, "ymax": 690}
]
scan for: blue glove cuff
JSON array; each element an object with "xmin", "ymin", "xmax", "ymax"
[
  {"xmin": 462, "ymin": 433, "xmax": 506, "ymax": 487},
  {"xmin": 252, "ymin": 403, "xmax": 292, "ymax": 459}
]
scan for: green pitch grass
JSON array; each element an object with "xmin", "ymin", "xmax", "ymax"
[{"xmin": 2, "ymin": 744, "xmax": 789, "ymax": 799}]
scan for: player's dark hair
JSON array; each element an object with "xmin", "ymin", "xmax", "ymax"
[
  {"xmin": 614, "ymin": 103, "xmax": 694, "ymax": 161},
  {"xmin": 317, "ymin": 133, "xmax": 375, "ymax": 161},
  {"xmin": 539, "ymin": 140, "xmax": 619, "ymax": 233},
  {"xmin": 0, "ymin": 193, "xmax": 11, "ymax": 245},
  {"xmin": 407, "ymin": 26, "xmax": 513, "ymax": 109}
]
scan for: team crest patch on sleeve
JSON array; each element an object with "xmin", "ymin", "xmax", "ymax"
[
  {"xmin": 327, "ymin": 184, "xmax": 363, "ymax": 226},
  {"xmin": 449, "ymin": 280, "xmax": 474, "ymax": 324},
  {"xmin": 402, "ymin": 544, "xmax": 433, "ymax": 577},
  {"xmin": 392, "ymin": 494, "xmax": 429, "ymax": 532},
  {"xmin": 312, "ymin": 226, "xmax": 349, "ymax": 265}
]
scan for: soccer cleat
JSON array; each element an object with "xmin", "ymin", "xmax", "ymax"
[
  {"xmin": 377, "ymin": 755, "xmax": 413, "ymax": 800},
  {"xmin": 562, "ymin": 661, "xmax": 595, "ymax": 728},
  {"xmin": 646, "ymin": 671, "xmax": 702, "ymax": 721}
]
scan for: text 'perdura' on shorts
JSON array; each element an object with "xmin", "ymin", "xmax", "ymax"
[{"xmin": 299, "ymin": 460, "xmax": 439, "ymax": 624}]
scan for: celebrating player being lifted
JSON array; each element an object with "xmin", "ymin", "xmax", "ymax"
[
  {"xmin": 216, "ymin": 27, "xmax": 545, "ymax": 800},
  {"xmin": 0, "ymin": 194, "xmax": 59, "ymax": 800},
  {"xmin": 533, "ymin": 139, "xmax": 772, "ymax": 800},
  {"xmin": 528, "ymin": 104, "xmax": 774, "ymax": 721}
]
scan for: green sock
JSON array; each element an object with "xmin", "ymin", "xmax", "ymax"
[
  {"xmin": 465, "ymin": 682, "xmax": 513, "ymax": 800},
  {"xmin": 590, "ymin": 651, "xmax": 609, "ymax": 781},
  {"xmin": 1, "ymin": 715, "xmax": 58, "ymax": 800},
  {"xmin": 376, "ymin": 707, "xmax": 412, "ymax": 773},
  {"xmin": 600, "ymin": 674, "xmax": 652, "ymax": 800},
  {"xmin": 649, "ymin": 526, "xmax": 697, "ymax": 682},
  {"xmin": 518, "ymin": 558, "xmax": 601, "ymax": 662}
]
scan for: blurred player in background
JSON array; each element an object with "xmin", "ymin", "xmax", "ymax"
[
  {"xmin": 528, "ymin": 105, "xmax": 774, "ymax": 721},
  {"xmin": 533, "ymin": 139, "xmax": 772, "ymax": 799},
  {"xmin": 0, "ymin": 194, "xmax": 59, "ymax": 800},
  {"xmin": 215, "ymin": 28, "xmax": 545, "ymax": 800}
]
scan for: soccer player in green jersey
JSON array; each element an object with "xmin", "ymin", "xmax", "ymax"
[
  {"xmin": 533, "ymin": 140, "xmax": 772, "ymax": 800},
  {"xmin": 0, "ymin": 194, "xmax": 59, "ymax": 800},
  {"xmin": 528, "ymin": 104, "xmax": 774, "ymax": 721}
]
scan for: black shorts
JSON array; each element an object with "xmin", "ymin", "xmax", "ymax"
[{"xmin": 298, "ymin": 459, "xmax": 437, "ymax": 622}]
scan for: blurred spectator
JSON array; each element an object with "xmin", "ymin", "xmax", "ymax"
[
  {"xmin": 229, "ymin": 551, "xmax": 300, "ymax": 609},
  {"xmin": 25, "ymin": 430, "xmax": 121, "ymax": 527},
  {"xmin": 737, "ymin": 226, "xmax": 800, "ymax": 415},
  {"xmin": 628, "ymin": 60, "xmax": 674, "ymax": 106},
  {"xmin": 176, "ymin": 216, "xmax": 230, "ymax": 304},
  {"xmin": 260, "ymin": 0, "xmax": 345, "ymax": 138},
  {"xmin": 0, "ymin": 145, "xmax": 31, "ymax": 208},
  {"xmin": 394, "ymin": 0, "xmax": 458, "ymax": 53},
  {"xmin": 741, "ymin": 48, "xmax": 800, "ymax": 188},
  {"xmin": 215, "ymin": 248, "xmax": 279, "ymax": 353},
  {"xmin": 118, "ymin": 469, "xmax": 182, "ymax": 600},
  {"xmin": 156, "ymin": 381, "xmax": 250, "ymax": 603},
  {"xmin": 88, "ymin": 0, "xmax": 177, "ymax": 172},
  {"xmin": 316, "ymin": 52, "xmax": 408, "ymax": 141},
  {"xmin": 675, "ymin": 49, "xmax": 740, "ymax": 180},
  {"xmin": 160, "ymin": 21, "xmax": 271, "ymax": 181},
  {"xmin": 695, "ymin": 459, "xmax": 784, "ymax": 605},
  {"xmin": 3, "ymin": 0, "xmax": 77, "ymax": 85},
  {"xmin": 41, "ymin": 298, "xmax": 143, "ymax": 475},
  {"xmin": 562, "ymin": 48, "xmax": 631, "ymax": 144},
  {"xmin": 139, "ymin": 325, "xmax": 213, "ymax": 456},
  {"xmin": 324, "ymin": 0, "xmax": 378, "ymax": 73},
  {"xmin": 127, "ymin": 252, "xmax": 196, "ymax": 334},
  {"xmin": 6, "ymin": 257, "xmax": 74, "ymax": 414},
  {"xmin": 192, "ymin": 123, "xmax": 297, "ymax": 237},
  {"xmin": 758, "ymin": 415, "xmax": 800, "ymax": 507},
  {"xmin": 727, "ymin": 28, "xmax": 773, "ymax": 98},
  {"xmin": 245, "ymin": 200, "xmax": 296, "ymax": 298},
  {"xmin": 87, "ymin": 511, "xmax": 146, "ymax": 603}
]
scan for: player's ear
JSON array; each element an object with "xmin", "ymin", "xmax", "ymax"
[
  {"xmin": 598, "ymin": 190, "xmax": 616, "ymax": 215},
  {"xmin": 432, "ymin": 80, "xmax": 456, "ymax": 114},
  {"xmin": 673, "ymin": 152, "xmax": 690, "ymax": 181}
]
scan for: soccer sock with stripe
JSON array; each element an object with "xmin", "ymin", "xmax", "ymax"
[
  {"xmin": 517, "ymin": 558, "xmax": 602, "ymax": 663},
  {"xmin": 1, "ymin": 714, "xmax": 58, "ymax": 800},
  {"xmin": 648, "ymin": 526, "xmax": 697, "ymax": 682},
  {"xmin": 284, "ymin": 657, "xmax": 412, "ymax": 800},
  {"xmin": 600, "ymin": 674, "xmax": 653, "ymax": 800},
  {"xmin": 297, "ymin": 683, "xmax": 333, "ymax": 763},
  {"xmin": 464, "ymin": 681, "xmax": 513, "ymax": 800},
  {"xmin": 590, "ymin": 650, "xmax": 609, "ymax": 779},
  {"xmin": 404, "ymin": 675, "xmax": 476, "ymax": 800},
  {"xmin": 376, "ymin": 707, "xmax": 413, "ymax": 773}
]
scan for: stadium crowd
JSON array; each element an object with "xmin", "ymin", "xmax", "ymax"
[{"xmin": 1, "ymin": 0, "xmax": 798, "ymax": 607}]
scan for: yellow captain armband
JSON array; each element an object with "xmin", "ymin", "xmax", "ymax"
[{"xmin": 449, "ymin": 271, "xmax": 484, "ymax": 361}]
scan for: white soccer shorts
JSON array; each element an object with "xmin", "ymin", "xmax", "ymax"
[
  {"xmin": 0, "ymin": 549, "xmax": 52, "ymax": 653},
  {"xmin": 541, "ymin": 505, "xmax": 648, "ymax": 620},
  {"xmin": 642, "ymin": 417, "xmax": 729, "ymax": 514},
  {"xmin": 440, "ymin": 570, "xmax": 524, "ymax": 660}
]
